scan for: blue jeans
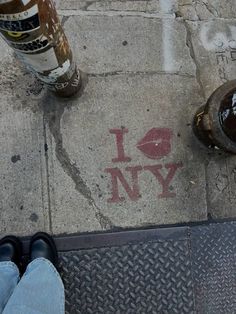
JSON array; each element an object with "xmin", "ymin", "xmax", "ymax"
[{"xmin": 0, "ymin": 258, "xmax": 65, "ymax": 314}]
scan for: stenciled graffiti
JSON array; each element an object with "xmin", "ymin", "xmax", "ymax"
[{"xmin": 105, "ymin": 128, "xmax": 183, "ymax": 203}]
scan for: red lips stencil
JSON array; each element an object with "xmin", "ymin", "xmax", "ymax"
[{"xmin": 137, "ymin": 128, "xmax": 173, "ymax": 159}]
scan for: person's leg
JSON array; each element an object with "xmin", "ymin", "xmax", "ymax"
[
  {"xmin": 3, "ymin": 258, "xmax": 64, "ymax": 314},
  {"xmin": 3, "ymin": 232, "xmax": 64, "ymax": 314},
  {"xmin": 0, "ymin": 262, "xmax": 19, "ymax": 312},
  {"xmin": 0, "ymin": 236, "xmax": 22, "ymax": 313}
]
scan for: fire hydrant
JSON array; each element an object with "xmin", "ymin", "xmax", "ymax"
[{"xmin": 193, "ymin": 80, "xmax": 236, "ymax": 154}]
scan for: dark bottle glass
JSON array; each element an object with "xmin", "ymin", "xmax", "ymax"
[{"xmin": 219, "ymin": 91, "xmax": 236, "ymax": 142}]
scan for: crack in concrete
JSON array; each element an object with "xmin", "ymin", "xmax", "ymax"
[
  {"xmin": 41, "ymin": 74, "xmax": 114, "ymax": 230},
  {"xmin": 200, "ymin": 0, "xmax": 220, "ymax": 18},
  {"xmin": 204, "ymin": 158, "xmax": 212, "ymax": 220},
  {"xmin": 58, "ymin": 9, "xmax": 176, "ymax": 19},
  {"xmin": 59, "ymin": 7, "xmax": 233, "ymax": 22},
  {"xmin": 81, "ymin": 0, "xmax": 98, "ymax": 11},
  {"xmin": 172, "ymin": 9, "xmax": 207, "ymax": 98},
  {"xmin": 179, "ymin": 9, "xmax": 209, "ymax": 221},
  {"xmin": 172, "ymin": 1, "xmax": 230, "ymax": 22},
  {"xmin": 183, "ymin": 19, "xmax": 206, "ymax": 100},
  {"xmin": 61, "ymin": 15, "xmax": 70, "ymax": 27},
  {"xmin": 43, "ymin": 117, "xmax": 53, "ymax": 232},
  {"xmin": 88, "ymin": 70, "xmax": 195, "ymax": 78},
  {"xmin": 177, "ymin": 3, "xmax": 202, "ymax": 21}
]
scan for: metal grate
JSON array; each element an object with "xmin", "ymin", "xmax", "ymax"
[{"xmin": 55, "ymin": 222, "xmax": 236, "ymax": 314}]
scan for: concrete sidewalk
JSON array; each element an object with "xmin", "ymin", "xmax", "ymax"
[{"xmin": 0, "ymin": 0, "xmax": 235, "ymax": 236}]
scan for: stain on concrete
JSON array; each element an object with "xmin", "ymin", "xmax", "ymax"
[
  {"xmin": 26, "ymin": 79, "xmax": 44, "ymax": 98},
  {"xmin": 40, "ymin": 72, "xmax": 114, "ymax": 230},
  {"xmin": 3, "ymin": 62, "xmax": 46, "ymax": 113},
  {"xmin": 29, "ymin": 213, "xmax": 39, "ymax": 222},
  {"xmin": 44, "ymin": 143, "xmax": 48, "ymax": 153},
  {"xmin": 11, "ymin": 154, "xmax": 21, "ymax": 163}
]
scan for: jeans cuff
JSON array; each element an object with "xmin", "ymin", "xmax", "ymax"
[
  {"xmin": 0, "ymin": 261, "xmax": 20, "ymax": 276},
  {"xmin": 26, "ymin": 258, "xmax": 63, "ymax": 283},
  {"xmin": 26, "ymin": 258, "xmax": 65, "ymax": 314}
]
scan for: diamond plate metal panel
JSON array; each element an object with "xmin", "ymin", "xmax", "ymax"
[
  {"xmin": 191, "ymin": 222, "xmax": 236, "ymax": 314},
  {"xmin": 56, "ymin": 222, "xmax": 236, "ymax": 313},
  {"xmin": 59, "ymin": 239, "xmax": 194, "ymax": 314}
]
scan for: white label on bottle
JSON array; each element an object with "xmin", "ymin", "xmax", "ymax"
[
  {"xmin": 0, "ymin": 0, "xmax": 13, "ymax": 3},
  {"xmin": 37, "ymin": 59, "xmax": 72, "ymax": 83},
  {"xmin": 17, "ymin": 47, "xmax": 59, "ymax": 72},
  {"xmin": 48, "ymin": 59, "xmax": 71, "ymax": 79},
  {"xmin": 0, "ymin": 4, "xmax": 38, "ymax": 21}
]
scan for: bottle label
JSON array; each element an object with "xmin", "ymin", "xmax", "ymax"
[
  {"xmin": 9, "ymin": 35, "xmax": 50, "ymax": 53},
  {"xmin": 0, "ymin": 5, "xmax": 39, "ymax": 32},
  {"xmin": 17, "ymin": 47, "xmax": 59, "ymax": 72},
  {"xmin": 0, "ymin": 0, "xmax": 13, "ymax": 4}
]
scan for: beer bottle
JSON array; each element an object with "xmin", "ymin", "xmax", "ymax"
[{"xmin": 0, "ymin": 0, "xmax": 81, "ymax": 97}]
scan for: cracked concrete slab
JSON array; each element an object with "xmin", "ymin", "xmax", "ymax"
[
  {"xmin": 185, "ymin": 19, "xmax": 236, "ymax": 98},
  {"xmin": 57, "ymin": 0, "xmax": 160, "ymax": 13},
  {"xmin": 206, "ymin": 156, "xmax": 236, "ymax": 219},
  {"xmin": 179, "ymin": 0, "xmax": 236, "ymax": 20},
  {"xmin": 56, "ymin": 0, "xmax": 178, "ymax": 14},
  {"xmin": 0, "ymin": 43, "xmax": 50, "ymax": 236},
  {"xmin": 43, "ymin": 73, "xmax": 207, "ymax": 233},
  {"xmin": 46, "ymin": 134, "xmax": 103, "ymax": 233},
  {"xmin": 0, "ymin": 0, "xmax": 236, "ymax": 236},
  {"xmin": 57, "ymin": 0, "xmax": 236, "ymax": 19},
  {"xmin": 183, "ymin": 18, "xmax": 236, "ymax": 220},
  {"xmin": 63, "ymin": 15, "xmax": 195, "ymax": 76}
]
